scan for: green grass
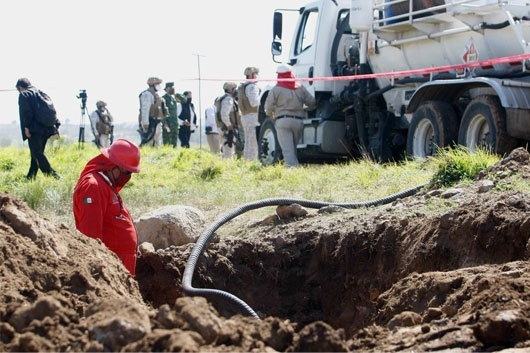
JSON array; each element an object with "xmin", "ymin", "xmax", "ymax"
[
  {"xmin": 429, "ymin": 146, "xmax": 500, "ymax": 187},
  {"xmin": 0, "ymin": 143, "xmax": 504, "ymax": 235}
]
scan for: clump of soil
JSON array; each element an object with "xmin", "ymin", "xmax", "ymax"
[{"xmin": 2, "ymin": 148, "xmax": 530, "ymax": 351}]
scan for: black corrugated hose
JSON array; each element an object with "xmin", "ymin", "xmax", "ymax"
[{"xmin": 182, "ymin": 182, "xmax": 428, "ymax": 319}]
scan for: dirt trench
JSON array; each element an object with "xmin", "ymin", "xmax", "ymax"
[
  {"xmin": 137, "ymin": 183, "xmax": 530, "ymax": 350},
  {"xmin": 1, "ymin": 148, "xmax": 530, "ymax": 351}
]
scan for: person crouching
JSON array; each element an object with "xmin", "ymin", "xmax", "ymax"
[{"xmin": 73, "ymin": 139, "xmax": 140, "ymax": 276}]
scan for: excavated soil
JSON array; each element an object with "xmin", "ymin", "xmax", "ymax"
[{"xmin": 2, "ymin": 148, "xmax": 530, "ymax": 352}]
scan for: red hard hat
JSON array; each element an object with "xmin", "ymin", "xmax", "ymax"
[{"xmin": 101, "ymin": 139, "xmax": 141, "ymax": 173}]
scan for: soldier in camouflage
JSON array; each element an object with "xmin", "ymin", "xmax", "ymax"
[{"xmin": 162, "ymin": 82, "xmax": 181, "ymax": 147}]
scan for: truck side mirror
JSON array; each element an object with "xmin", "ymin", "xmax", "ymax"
[
  {"xmin": 273, "ymin": 12, "xmax": 283, "ymax": 40},
  {"xmin": 271, "ymin": 41, "xmax": 282, "ymax": 56}
]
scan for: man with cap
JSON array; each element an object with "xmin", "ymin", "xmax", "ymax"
[
  {"xmin": 89, "ymin": 100, "xmax": 114, "ymax": 148},
  {"xmin": 216, "ymin": 82, "xmax": 240, "ymax": 158},
  {"xmin": 73, "ymin": 139, "xmax": 141, "ymax": 276},
  {"xmin": 162, "ymin": 82, "xmax": 183, "ymax": 147},
  {"xmin": 178, "ymin": 91, "xmax": 198, "ymax": 148},
  {"xmin": 238, "ymin": 67, "xmax": 261, "ymax": 160},
  {"xmin": 265, "ymin": 65, "xmax": 316, "ymax": 167},
  {"xmin": 16, "ymin": 78, "xmax": 61, "ymax": 180},
  {"xmin": 138, "ymin": 77, "xmax": 167, "ymax": 147}
]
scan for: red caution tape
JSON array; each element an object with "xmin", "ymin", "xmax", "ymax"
[
  {"xmin": 193, "ymin": 53, "xmax": 530, "ymax": 83},
  {"xmin": 0, "ymin": 89, "xmax": 17, "ymax": 92}
]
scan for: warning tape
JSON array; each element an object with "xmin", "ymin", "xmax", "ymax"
[
  {"xmin": 192, "ymin": 53, "xmax": 530, "ymax": 83},
  {"xmin": 2, "ymin": 53, "xmax": 528, "ymax": 92}
]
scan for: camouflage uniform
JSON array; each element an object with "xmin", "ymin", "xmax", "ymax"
[{"xmin": 162, "ymin": 83, "xmax": 181, "ymax": 147}]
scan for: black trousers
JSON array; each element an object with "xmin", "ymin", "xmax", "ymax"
[
  {"xmin": 178, "ymin": 125, "xmax": 191, "ymax": 148},
  {"xmin": 26, "ymin": 133, "xmax": 55, "ymax": 179}
]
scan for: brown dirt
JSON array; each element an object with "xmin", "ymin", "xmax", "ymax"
[{"xmin": 2, "ymin": 148, "xmax": 530, "ymax": 352}]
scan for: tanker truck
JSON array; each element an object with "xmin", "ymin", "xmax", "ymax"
[{"xmin": 258, "ymin": 0, "xmax": 530, "ymax": 164}]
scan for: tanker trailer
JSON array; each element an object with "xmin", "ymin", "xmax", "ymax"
[{"xmin": 259, "ymin": 0, "xmax": 530, "ymax": 164}]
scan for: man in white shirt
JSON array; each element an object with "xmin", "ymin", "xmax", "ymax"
[
  {"xmin": 218, "ymin": 82, "xmax": 239, "ymax": 159},
  {"xmin": 238, "ymin": 67, "xmax": 261, "ymax": 160},
  {"xmin": 205, "ymin": 105, "xmax": 221, "ymax": 154},
  {"xmin": 139, "ymin": 77, "xmax": 167, "ymax": 147},
  {"xmin": 89, "ymin": 100, "xmax": 113, "ymax": 148}
]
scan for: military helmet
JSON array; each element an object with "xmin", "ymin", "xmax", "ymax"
[
  {"xmin": 223, "ymin": 82, "xmax": 237, "ymax": 91},
  {"xmin": 96, "ymin": 100, "xmax": 107, "ymax": 107},
  {"xmin": 147, "ymin": 77, "xmax": 163, "ymax": 85},
  {"xmin": 244, "ymin": 67, "xmax": 259, "ymax": 76}
]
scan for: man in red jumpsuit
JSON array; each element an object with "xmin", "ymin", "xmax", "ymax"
[{"xmin": 73, "ymin": 139, "xmax": 141, "ymax": 276}]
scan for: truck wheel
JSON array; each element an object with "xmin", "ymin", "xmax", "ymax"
[
  {"xmin": 407, "ymin": 101, "xmax": 458, "ymax": 159},
  {"xmin": 258, "ymin": 118, "xmax": 282, "ymax": 165},
  {"xmin": 458, "ymin": 95, "xmax": 517, "ymax": 155}
]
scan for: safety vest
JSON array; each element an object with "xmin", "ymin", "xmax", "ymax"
[
  {"xmin": 95, "ymin": 110, "xmax": 113, "ymax": 135},
  {"xmin": 140, "ymin": 89, "xmax": 168, "ymax": 120},
  {"xmin": 237, "ymin": 82, "xmax": 260, "ymax": 115},
  {"xmin": 214, "ymin": 94, "xmax": 240, "ymax": 130}
]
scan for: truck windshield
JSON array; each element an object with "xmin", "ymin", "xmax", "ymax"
[{"xmin": 295, "ymin": 9, "xmax": 318, "ymax": 55}]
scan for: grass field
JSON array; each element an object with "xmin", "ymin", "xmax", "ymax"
[{"xmin": 0, "ymin": 143, "xmax": 503, "ymax": 234}]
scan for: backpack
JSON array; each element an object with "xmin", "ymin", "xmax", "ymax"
[
  {"xmin": 34, "ymin": 90, "xmax": 58, "ymax": 127},
  {"xmin": 214, "ymin": 96, "xmax": 225, "ymax": 130}
]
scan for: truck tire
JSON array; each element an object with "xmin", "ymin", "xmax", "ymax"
[
  {"xmin": 407, "ymin": 101, "xmax": 458, "ymax": 159},
  {"xmin": 458, "ymin": 95, "xmax": 518, "ymax": 155},
  {"xmin": 258, "ymin": 118, "xmax": 282, "ymax": 165}
]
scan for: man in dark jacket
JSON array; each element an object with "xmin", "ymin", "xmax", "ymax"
[
  {"xmin": 16, "ymin": 78, "xmax": 61, "ymax": 179},
  {"xmin": 178, "ymin": 91, "xmax": 197, "ymax": 148}
]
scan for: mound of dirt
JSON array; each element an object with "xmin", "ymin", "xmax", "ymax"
[{"xmin": 2, "ymin": 148, "xmax": 530, "ymax": 351}]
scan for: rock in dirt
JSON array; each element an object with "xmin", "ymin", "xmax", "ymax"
[
  {"xmin": 135, "ymin": 205, "xmax": 205, "ymax": 249},
  {"xmin": 478, "ymin": 180, "xmax": 495, "ymax": 193},
  {"xmin": 86, "ymin": 299, "xmax": 151, "ymax": 351},
  {"xmin": 473, "ymin": 309, "xmax": 530, "ymax": 346},
  {"xmin": 318, "ymin": 205, "xmax": 347, "ymax": 214},
  {"xmin": 276, "ymin": 203, "xmax": 308, "ymax": 219},
  {"xmin": 441, "ymin": 188, "xmax": 465, "ymax": 199},
  {"xmin": 387, "ymin": 311, "xmax": 422, "ymax": 329},
  {"xmin": 138, "ymin": 242, "xmax": 155, "ymax": 257}
]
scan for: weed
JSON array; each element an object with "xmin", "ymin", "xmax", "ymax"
[
  {"xmin": 430, "ymin": 147, "xmax": 499, "ymax": 187},
  {"xmin": 197, "ymin": 163, "xmax": 223, "ymax": 181}
]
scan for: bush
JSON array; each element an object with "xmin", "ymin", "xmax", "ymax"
[{"xmin": 430, "ymin": 146, "xmax": 499, "ymax": 187}]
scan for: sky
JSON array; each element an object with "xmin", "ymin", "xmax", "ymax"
[{"xmin": 0, "ymin": 0, "xmax": 305, "ymax": 129}]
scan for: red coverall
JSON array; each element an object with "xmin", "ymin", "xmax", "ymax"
[{"xmin": 73, "ymin": 154, "xmax": 138, "ymax": 275}]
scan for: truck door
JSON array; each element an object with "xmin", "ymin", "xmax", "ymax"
[{"xmin": 291, "ymin": 7, "xmax": 319, "ymax": 95}]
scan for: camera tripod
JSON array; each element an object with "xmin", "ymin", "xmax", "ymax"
[{"xmin": 77, "ymin": 89, "xmax": 101, "ymax": 148}]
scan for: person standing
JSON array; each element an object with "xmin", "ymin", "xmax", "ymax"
[
  {"xmin": 162, "ymin": 82, "xmax": 181, "ymax": 147},
  {"xmin": 89, "ymin": 100, "xmax": 113, "ymax": 148},
  {"xmin": 73, "ymin": 139, "xmax": 141, "ymax": 276},
  {"xmin": 204, "ymin": 104, "xmax": 221, "ymax": 154},
  {"xmin": 264, "ymin": 65, "xmax": 316, "ymax": 167},
  {"xmin": 216, "ymin": 82, "xmax": 240, "ymax": 159},
  {"xmin": 178, "ymin": 91, "xmax": 197, "ymax": 148},
  {"xmin": 16, "ymin": 78, "xmax": 61, "ymax": 180},
  {"xmin": 139, "ymin": 77, "xmax": 167, "ymax": 147},
  {"xmin": 238, "ymin": 67, "xmax": 261, "ymax": 160}
]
